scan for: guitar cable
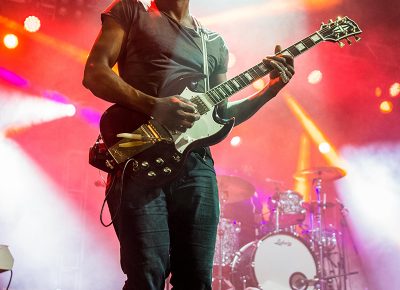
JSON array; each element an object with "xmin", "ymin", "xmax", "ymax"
[
  {"xmin": 5, "ymin": 269, "xmax": 12, "ymax": 290},
  {"xmin": 99, "ymin": 159, "xmax": 133, "ymax": 227}
]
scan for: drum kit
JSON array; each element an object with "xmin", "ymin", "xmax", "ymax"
[{"xmin": 213, "ymin": 166, "xmax": 358, "ymax": 290}]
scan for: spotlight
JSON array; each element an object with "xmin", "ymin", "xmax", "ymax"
[
  {"xmin": 379, "ymin": 100, "xmax": 393, "ymax": 114},
  {"xmin": 230, "ymin": 136, "xmax": 241, "ymax": 147},
  {"xmin": 389, "ymin": 82, "xmax": 400, "ymax": 97},
  {"xmin": 307, "ymin": 70, "xmax": 323, "ymax": 84},
  {"xmin": 319, "ymin": 142, "xmax": 331, "ymax": 154},
  {"xmin": 252, "ymin": 78, "xmax": 266, "ymax": 91},
  {"xmin": 3, "ymin": 34, "xmax": 19, "ymax": 49},
  {"xmin": 375, "ymin": 87, "xmax": 382, "ymax": 97},
  {"xmin": 24, "ymin": 16, "xmax": 41, "ymax": 33},
  {"xmin": 65, "ymin": 104, "xmax": 76, "ymax": 117}
]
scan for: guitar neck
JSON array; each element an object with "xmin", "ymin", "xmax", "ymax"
[{"xmin": 205, "ymin": 32, "xmax": 324, "ymax": 106}]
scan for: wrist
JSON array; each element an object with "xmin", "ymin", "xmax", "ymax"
[{"xmin": 128, "ymin": 89, "xmax": 157, "ymax": 115}]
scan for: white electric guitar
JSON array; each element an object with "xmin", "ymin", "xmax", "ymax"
[{"xmin": 97, "ymin": 16, "xmax": 362, "ymax": 187}]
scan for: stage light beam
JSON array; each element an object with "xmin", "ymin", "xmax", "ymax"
[
  {"xmin": 0, "ymin": 89, "xmax": 76, "ymax": 134},
  {"xmin": 284, "ymin": 93, "xmax": 346, "ymax": 169}
]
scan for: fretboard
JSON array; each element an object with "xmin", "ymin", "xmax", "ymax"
[{"xmin": 201, "ymin": 32, "xmax": 324, "ymax": 109}]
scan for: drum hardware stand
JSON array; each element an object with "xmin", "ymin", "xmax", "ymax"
[
  {"xmin": 290, "ymin": 271, "xmax": 359, "ymax": 290},
  {"xmin": 312, "ymin": 177, "xmax": 328, "ymax": 290},
  {"xmin": 337, "ymin": 198, "xmax": 359, "ymax": 290}
]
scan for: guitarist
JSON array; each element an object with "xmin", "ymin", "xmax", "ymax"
[{"xmin": 83, "ymin": 0, "xmax": 294, "ymax": 289}]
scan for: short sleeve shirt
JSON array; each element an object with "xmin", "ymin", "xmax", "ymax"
[{"xmin": 102, "ymin": 0, "xmax": 229, "ymax": 97}]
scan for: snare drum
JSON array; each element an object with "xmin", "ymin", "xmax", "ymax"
[{"xmin": 231, "ymin": 232, "xmax": 317, "ymax": 290}]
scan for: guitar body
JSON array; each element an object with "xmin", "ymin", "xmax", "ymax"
[{"xmin": 100, "ymin": 74, "xmax": 235, "ymax": 188}]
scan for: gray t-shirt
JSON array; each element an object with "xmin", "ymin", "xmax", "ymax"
[{"xmin": 102, "ymin": 0, "xmax": 229, "ymax": 97}]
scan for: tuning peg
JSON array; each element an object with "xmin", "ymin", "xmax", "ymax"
[
  {"xmin": 346, "ymin": 38, "xmax": 352, "ymax": 45},
  {"xmin": 354, "ymin": 36, "xmax": 361, "ymax": 42},
  {"xmin": 329, "ymin": 19, "xmax": 334, "ymax": 24},
  {"xmin": 338, "ymin": 41, "xmax": 345, "ymax": 48}
]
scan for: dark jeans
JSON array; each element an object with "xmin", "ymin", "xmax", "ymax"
[{"xmin": 106, "ymin": 149, "xmax": 220, "ymax": 290}]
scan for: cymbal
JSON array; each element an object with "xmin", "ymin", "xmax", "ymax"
[
  {"xmin": 217, "ymin": 175, "xmax": 255, "ymax": 203},
  {"xmin": 294, "ymin": 166, "xmax": 346, "ymax": 181}
]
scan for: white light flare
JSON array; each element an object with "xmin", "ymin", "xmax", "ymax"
[
  {"xmin": 336, "ymin": 143, "xmax": 400, "ymax": 289},
  {"xmin": 389, "ymin": 82, "xmax": 400, "ymax": 97},
  {"xmin": 24, "ymin": 15, "xmax": 41, "ymax": 33},
  {"xmin": 0, "ymin": 138, "xmax": 122, "ymax": 289},
  {"xmin": 318, "ymin": 142, "xmax": 331, "ymax": 154},
  {"xmin": 230, "ymin": 136, "xmax": 241, "ymax": 147},
  {"xmin": 307, "ymin": 70, "xmax": 323, "ymax": 84},
  {"xmin": 0, "ymin": 89, "xmax": 76, "ymax": 132},
  {"xmin": 337, "ymin": 143, "xmax": 400, "ymax": 238},
  {"xmin": 3, "ymin": 34, "xmax": 19, "ymax": 49}
]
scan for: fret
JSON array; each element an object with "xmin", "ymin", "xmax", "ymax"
[
  {"xmin": 246, "ymin": 69, "xmax": 257, "ymax": 80},
  {"xmin": 232, "ymin": 79, "xmax": 241, "ymax": 89},
  {"xmin": 310, "ymin": 33, "xmax": 321, "ymax": 43},
  {"xmin": 223, "ymin": 81, "xmax": 233, "ymax": 93},
  {"xmin": 237, "ymin": 75, "xmax": 250, "ymax": 86},
  {"xmin": 220, "ymin": 84, "xmax": 231, "ymax": 95},
  {"xmin": 212, "ymin": 89, "xmax": 224, "ymax": 100},
  {"xmin": 224, "ymin": 82, "xmax": 235, "ymax": 93},
  {"xmin": 208, "ymin": 91, "xmax": 219, "ymax": 103},
  {"xmin": 253, "ymin": 64, "xmax": 265, "ymax": 77},
  {"xmin": 303, "ymin": 37, "xmax": 316, "ymax": 48},
  {"xmin": 287, "ymin": 46, "xmax": 300, "ymax": 57},
  {"xmin": 217, "ymin": 87, "xmax": 227, "ymax": 98},
  {"xmin": 206, "ymin": 92, "xmax": 218, "ymax": 103},
  {"xmin": 250, "ymin": 67, "xmax": 262, "ymax": 79},
  {"xmin": 294, "ymin": 41, "xmax": 307, "ymax": 53},
  {"xmin": 244, "ymin": 71, "xmax": 254, "ymax": 82},
  {"xmin": 258, "ymin": 62, "xmax": 269, "ymax": 73}
]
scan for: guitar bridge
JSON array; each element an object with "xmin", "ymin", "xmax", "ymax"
[{"xmin": 109, "ymin": 120, "xmax": 173, "ymax": 164}]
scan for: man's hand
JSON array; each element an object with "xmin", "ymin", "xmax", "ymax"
[
  {"xmin": 262, "ymin": 45, "xmax": 295, "ymax": 95},
  {"xmin": 151, "ymin": 96, "xmax": 200, "ymax": 133}
]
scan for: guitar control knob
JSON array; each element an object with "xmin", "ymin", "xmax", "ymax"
[
  {"xmin": 141, "ymin": 161, "xmax": 149, "ymax": 169},
  {"xmin": 163, "ymin": 167, "xmax": 172, "ymax": 175},
  {"xmin": 172, "ymin": 154, "xmax": 181, "ymax": 162},
  {"xmin": 132, "ymin": 160, "xmax": 139, "ymax": 172},
  {"xmin": 105, "ymin": 160, "xmax": 115, "ymax": 170},
  {"xmin": 147, "ymin": 171, "xmax": 156, "ymax": 178},
  {"xmin": 155, "ymin": 158, "xmax": 164, "ymax": 166}
]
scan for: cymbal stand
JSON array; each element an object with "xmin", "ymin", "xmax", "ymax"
[{"xmin": 313, "ymin": 177, "xmax": 327, "ymax": 290}]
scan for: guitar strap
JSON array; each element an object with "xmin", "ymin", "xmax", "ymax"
[{"xmin": 194, "ymin": 17, "xmax": 210, "ymax": 92}]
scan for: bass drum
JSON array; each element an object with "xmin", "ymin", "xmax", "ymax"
[{"xmin": 231, "ymin": 232, "xmax": 317, "ymax": 290}]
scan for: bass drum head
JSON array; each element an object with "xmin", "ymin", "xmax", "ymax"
[{"xmin": 231, "ymin": 232, "xmax": 317, "ymax": 290}]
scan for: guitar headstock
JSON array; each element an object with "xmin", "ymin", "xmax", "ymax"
[{"xmin": 319, "ymin": 16, "xmax": 362, "ymax": 47}]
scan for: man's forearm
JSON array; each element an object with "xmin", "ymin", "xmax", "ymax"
[{"xmin": 221, "ymin": 87, "xmax": 278, "ymax": 126}]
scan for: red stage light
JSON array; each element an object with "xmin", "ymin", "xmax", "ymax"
[
  {"xmin": 24, "ymin": 15, "xmax": 41, "ymax": 33},
  {"xmin": 380, "ymin": 100, "xmax": 393, "ymax": 114},
  {"xmin": 3, "ymin": 34, "xmax": 19, "ymax": 49},
  {"xmin": 375, "ymin": 87, "xmax": 382, "ymax": 97}
]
